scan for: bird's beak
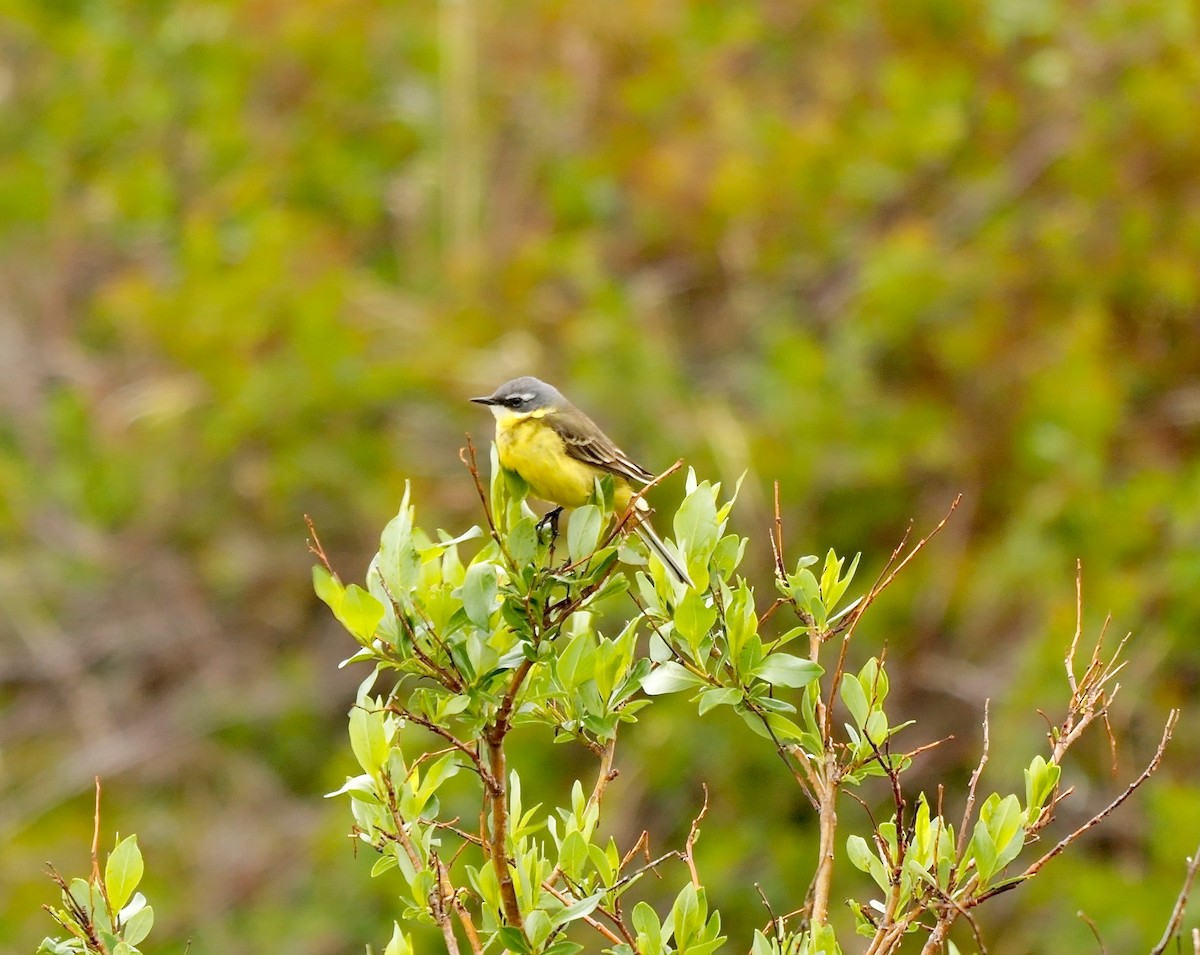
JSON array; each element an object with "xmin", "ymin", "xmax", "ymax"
[{"xmin": 470, "ymin": 395, "xmax": 496, "ymax": 406}]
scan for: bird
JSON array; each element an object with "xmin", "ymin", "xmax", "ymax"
[{"xmin": 471, "ymin": 376, "xmax": 693, "ymax": 587}]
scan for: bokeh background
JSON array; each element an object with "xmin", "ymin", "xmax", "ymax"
[{"xmin": 3, "ymin": 0, "xmax": 1199, "ymax": 951}]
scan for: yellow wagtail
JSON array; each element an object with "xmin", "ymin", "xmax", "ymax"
[{"xmin": 471, "ymin": 376, "xmax": 693, "ymax": 587}]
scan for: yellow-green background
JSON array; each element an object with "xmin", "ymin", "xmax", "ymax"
[{"xmin": 2, "ymin": 0, "xmax": 1199, "ymax": 951}]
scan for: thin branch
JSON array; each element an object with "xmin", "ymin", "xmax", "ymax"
[
  {"xmin": 90, "ymin": 776, "xmax": 102, "ymax": 886},
  {"xmin": 542, "ymin": 882, "xmax": 624, "ymax": 946},
  {"xmin": 972, "ymin": 710, "xmax": 1178, "ymax": 907},
  {"xmin": 1078, "ymin": 910, "xmax": 1107, "ymax": 954},
  {"xmin": 755, "ymin": 883, "xmax": 780, "ymax": 938},
  {"xmin": 771, "ymin": 480, "xmax": 786, "ymax": 580},
  {"xmin": 431, "ymin": 853, "xmax": 463, "ymax": 955},
  {"xmin": 1151, "ymin": 839, "xmax": 1200, "ymax": 955},
  {"xmin": 391, "ymin": 706, "xmax": 498, "ymax": 793},
  {"xmin": 604, "ymin": 459, "xmax": 686, "ymax": 547},
  {"xmin": 304, "ymin": 513, "xmax": 334, "ymax": 574},
  {"xmin": 1066, "ymin": 559, "xmax": 1083, "ymax": 698},
  {"xmin": 683, "ymin": 785, "xmax": 710, "ymax": 887},
  {"xmin": 459, "ymin": 436, "xmax": 499, "ymax": 540},
  {"xmin": 957, "ymin": 701, "xmax": 990, "ymax": 862},
  {"xmin": 826, "ymin": 496, "xmax": 961, "ymax": 736}
]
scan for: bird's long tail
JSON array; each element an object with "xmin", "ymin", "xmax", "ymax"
[{"xmin": 631, "ymin": 504, "xmax": 693, "ymax": 588}]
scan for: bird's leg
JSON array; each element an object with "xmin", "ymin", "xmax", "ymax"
[{"xmin": 536, "ymin": 506, "xmax": 564, "ymax": 541}]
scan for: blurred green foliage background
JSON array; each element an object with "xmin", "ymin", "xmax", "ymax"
[{"xmin": 2, "ymin": 0, "xmax": 1199, "ymax": 951}]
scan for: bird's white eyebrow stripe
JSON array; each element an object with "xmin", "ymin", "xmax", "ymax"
[{"xmin": 515, "ymin": 393, "xmax": 535, "ymax": 402}]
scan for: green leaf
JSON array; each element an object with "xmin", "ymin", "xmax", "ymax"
[
  {"xmin": 349, "ymin": 702, "xmax": 389, "ymax": 777},
  {"xmin": 462, "ymin": 561, "xmax": 499, "ymax": 630},
  {"xmin": 670, "ymin": 882, "xmax": 700, "ymax": 944},
  {"xmin": 378, "ymin": 489, "xmax": 422, "ymax": 595},
  {"xmin": 557, "ymin": 629, "xmax": 595, "ymax": 692},
  {"xmin": 1025, "ymin": 755, "xmax": 1061, "ymax": 815},
  {"xmin": 122, "ymin": 904, "xmax": 153, "ymax": 947},
  {"xmin": 551, "ymin": 891, "xmax": 604, "ymax": 928},
  {"xmin": 697, "ymin": 686, "xmax": 741, "ymax": 715},
  {"xmin": 507, "ymin": 516, "xmax": 539, "ymax": 565},
  {"xmin": 543, "ymin": 942, "xmax": 584, "ymax": 955},
  {"xmin": 839, "ymin": 674, "xmax": 869, "ymax": 727},
  {"xmin": 312, "ymin": 564, "xmax": 344, "ymax": 611},
  {"xmin": 726, "ymin": 583, "xmax": 758, "ymax": 664},
  {"xmin": 673, "ymin": 483, "xmax": 720, "ymax": 588},
  {"xmin": 755, "ymin": 654, "xmax": 823, "ymax": 688},
  {"xmin": 632, "ymin": 901, "xmax": 663, "ymax": 950},
  {"xmin": 674, "ymin": 589, "xmax": 718, "ymax": 650},
  {"xmin": 969, "ymin": 817, "xmax": 998, "ymax": 881},
  {"xmin": 496, "ymin": 926, "xmax": 531, "ymax": 953},
  {"xmin": 340, "ymin": 585, "xmax": 385, "ymax": 643},
  {"xmin": 641, "ymin": 662, "xmax": 702, "ymax": 695},
  {"xmin": 383, "ymin": 922, "xmax": 414, "ymax": 955},
  {"xmin": 568, "ymin": 505, "xmax": 604, "ymax": 563},
  {"xmin": 105, "ymin": 835, "xmax": 143, "ymax": 912},
  {"xmin": 524, "ymin": 909, "xmax": 553, "ymax": 949}
]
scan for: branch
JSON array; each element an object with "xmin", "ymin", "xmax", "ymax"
[
  {"xmin": 391, "ymin": 706, "xmax": 498, "ymax": 793},
  {"xmin": 1151, "ymin": 838, "xmax": 1200, "ymax": 955},
  {"xmin": 683, "ymin": 785, "xmax": 710, "ymax": 888},
  {"xmin": 956, "ymin": 701, "xmax": 990, "ymax": 862},
  {"xmin": 825, "ymin": 496, "xmax": 961, "ymax": 736},
  {"xmin": 971, "ymin": 710, "xmax": 1178, "ymax": 907},
  {"xmin": 483, "ymin": 736, "xmax": 523, "ymax": 928}
]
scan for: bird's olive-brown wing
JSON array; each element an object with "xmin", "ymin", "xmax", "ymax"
[{"xmin": 547, "ymin": 405, "xmax": 655, "ymax": 484}]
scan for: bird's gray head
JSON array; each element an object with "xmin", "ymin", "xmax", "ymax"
[{"xmin": 470, "ymin": 377, "xmax": 564, "ymax": 416}]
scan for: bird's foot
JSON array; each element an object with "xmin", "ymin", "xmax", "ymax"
[{"xmin": 536, "ymin": 507, "xmax": 564, "ymax": 541}]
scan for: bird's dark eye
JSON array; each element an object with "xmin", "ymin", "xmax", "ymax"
[{"xmin": 504, "ymin": 396, "xmax": 522, "ymax": 408}]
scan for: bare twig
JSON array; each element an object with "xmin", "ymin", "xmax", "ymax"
[
  {"xmin": 973, "ymin": 710, "xmax": 1178, "ymax": 907},
  {"xmin": 683, "ymin": 785, "xmax": 710, "ymax": 888},
  {"xmin": 431, "ymin": 853, "xmax": 463, "ymax": 955},
  {"xmin": 826, "ymin": 496, "xmax": 961, "ymax": 736},
  {"xmin": 304, "ymin": 513, "xmax": 334, "ymax": 574},
  {"xmin": 606, "ymin": 459, "xmax": 685, "ymax": 546},
  {"xmin": 90, "ymin": 776, "xmax": 102, "ymax": 886},
  {"xmin": 771, "ymin": 480, "xmax": 786, "ymax": 580},
  {"xmin": 1078, "ymin": 910, "xmax": 1107, "ymax": 954},
  {"xmin": 390, "ymin": 706, "xmax": 498, "ymax": 793},
  {"xmin": 1151, "ymin": 839, "xmax": 1200, "ymax": 955},
  {"xmin": 542, "ymin": 882, "xmax": 623, "ymax": 946},
  {"xmin": 957, "ymin": 701, "xmax": 990, "ymax": 861},
  {"xmin": 459, "ymin": 436, "xmax": 498, "ymax": 540}
]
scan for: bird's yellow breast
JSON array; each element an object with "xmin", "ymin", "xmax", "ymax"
[{"xmin": 495, "ymin": 412, "xmax": 632, "ymax": 510}]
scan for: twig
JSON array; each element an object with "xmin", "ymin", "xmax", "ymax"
[
  {"xmin": 390, "ymin": 706, "xmax": 498, "ymax": 793},
  {"xmin": 1066, "ymin": 559, "xmax": 1083, "ymax": 698},
  {"xmin": 1151, "ymin": 839, "xmax": 1200, "ymax": 955},
  {"xmin": 459, "ymin": 437, "xmax": 498, "ymax": 540},
  {"xmin": 683, "ymin": 785, "xmax": 710, "ymax": 887},
  {"xmin": 826, "ymin": 496, "xmax": 961, "ymax": 736},
  {"xmin": 755, "ymin": 883, "xmax": 780, "ymax": 938},
  {"xmin": 972, "ymin": 710, "xmax": 1178, "ymax": 907},
  {"xmin": 542, "ymin": 882, "xmax": 624, "ymax": 946},
  {"xmin": 431, "ymin": 853, "xmax": 463, "ymax": 955},
  {"xmin": 1078, "ymin": 910, "xmax": 1107, "ymax": 954},
  {"xmin": 304, "ymin": 514, "xmax": 334, "ymax": 574},
  {"xmin": 90, "ymin": 776, "xmax": 102, "ymax": 886},
  {"xmin": 956, "ymin": 700, "xmax": 990, "ymax": 861},
  {"xmin": 771, "ymin": 481, "xmax": 786, "ymax": 580},
  {"xmin": 605, "ymin": 459, "xmax": 685, "ymax": 547}
]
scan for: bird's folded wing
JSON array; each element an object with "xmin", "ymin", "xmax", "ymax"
[{"xmin": 549, "ymin": 407, "xmax": 655, "ymax": 484}]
